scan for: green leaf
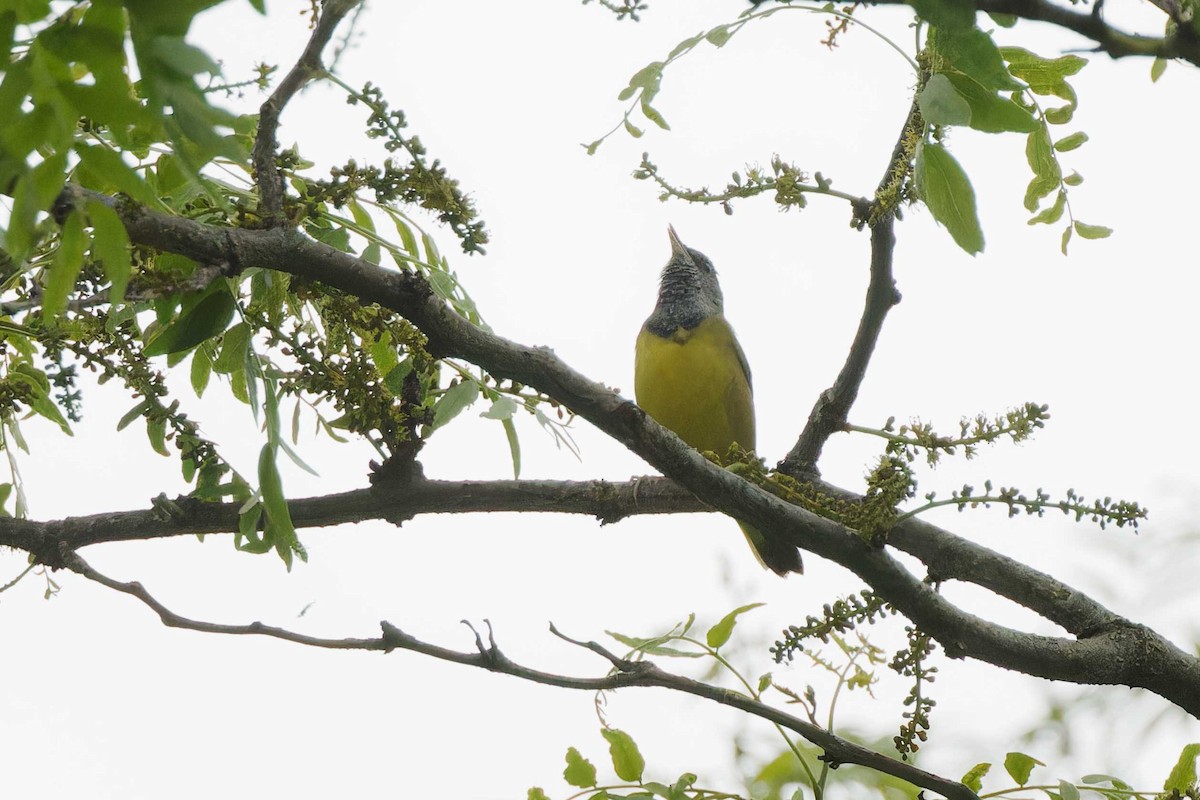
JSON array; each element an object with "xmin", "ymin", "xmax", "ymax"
[
  {"xmin": 43, "ymin": 208, "xmax": 86, "ymax": 316},
  {"xmin": 526, "ymin": 789, "xmax": 550, "ymax": 800},
  {"xmin": 1022, "ymin": 125, "xmax": 1060, "ymax": 211},
  {"xmin": 431, "ymin": 379, "xmax": 479, "ymax": 430},
  {"xmin": 756, "ymin": 673, "xmax": 771, "ymax": 693},
  {"xmin": 1063, "ymin": 171, "xmax": 1083, "ymax": 186},
  {"xmin": 146, "ymin": 415, "xmax": 169, "ymax": 456},
  {"xmin": 623, "ymin": 118, "xmax": 644, "ymax": 138},
  {"xmin": 915, "ymin": 141, "xmax": 984, "ymax": 255},
  {"xmin": 481, "ymin": 397, "xmax": 520, "ymax": 421},
  {"xmin": 501, "ymin": 417, "xmax": 521, "ymax": 479},
  {"xmin": 1150, "ymin": 57, "xmax": 1167, "ymax": 82},
  {"xmin": 86, "ymin": 200, "xmax": 131, "ymax": 305},
  {"xmin": 640, "ymin": 100, "xmax": 670, "ymax": 131},
  {"xmin": 908, "ymin": 0, "xmax": 976, "ymax": 29},
  {"xmin": 76, "ymin": 144, "xmax": 160, "ymax": 206},
  {"xmin": 944, "ymin": 71, "xmax": 1037, "ymax": 133},
  {"xmin": 143, "ymin": 288, "xmax": 236, "ymax": 356},
  {"xmin": 1073, "ymin": 221, "xmax": 1112, "ymax": 240},
  {"xmin": 705, "ymin": 25, "xmax": 732, "ymax": 47},
  {"xmin": 8, "ymin": 150, "xmax": 68, "ymax": 262},
  {"xmin": 1003, "ymin": 752, "xmax": 1044, "ymax": 786},
  {"xmin": 667, "ymin": 32, "xmax": 704, "ymax": 59},
  {"xmin": 706, "ymin": 602, "xmax": 765, "ymax": 649},
  {"xmin": 383, "ymin": 360, "xmax": 413, "ymax": 394},
  {"xmin": 117, "ymin": 399, "xmax": 152, "ymax": 431},
  {"xmin": 1163, "ymin": 744, "xmax": 1200, "ymax": 793},
  {"xmin": 917, "ymin": 73, "xmax": 970, "ymax": 126},
  {"xmin": 212, "ymin": 322, "xmax": 251, "ymax": 374},
  {"xmin": 258, "ymin": 443, "xmax": 299, "ymax": 570},
  {"xmin": 1027, "ymin": 190, "xmax": 1065, "ymax": 226},
  {"xmin": 601, "ymin": 729, "xmax": 645, "ymax": 783},
  {"xmin": 1060, "ymin": 224, "xmax": 1072, "ymax": 255},
  {"xmin": 987, "ymin": 11, "xmax": 1017, "ymax": 26},
  {"xmin": 11, "ymin": 363, "xmax": 71, "ymax": 434},
  {"xmin": 190, "ymin": 345, "xmax": 213, "ymax": 397},
  {"xmin": 929, "ymin": 25, "xmax": 1022, "ymax": 90},
  {"xmin": 1053, "ymin": 131, "xmax": 1088, "ymax": 152},
  {"xmin": 961, "ymin": 762, "xmax": 991, "ymax": 792},
  {"xmin": 563, "ymin": 747, "xmax": 598, "ymax": 788},
  {"xmin": 607, "ymin": 629, "xmax": 703, "ymax": 658}
]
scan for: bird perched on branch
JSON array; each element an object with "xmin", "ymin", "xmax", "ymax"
[{"xmin": 634, "ymin": 226, "xmax": 804, "ymax": 576}]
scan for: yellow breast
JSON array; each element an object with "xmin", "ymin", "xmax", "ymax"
[{"xmin": 634, "ymin": 314, "xmax": 755, "ymax": 456}]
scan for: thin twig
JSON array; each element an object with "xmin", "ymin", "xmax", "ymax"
[
  {"xmin": 252, "ymin": 0, "xmax": 363, "ymax": 222},
  {"xmin": 67, "ymin": 551, "xmax": 979, "ymax": 800}
]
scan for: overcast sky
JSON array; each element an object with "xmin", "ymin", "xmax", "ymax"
[{"xmin": 3, "ymin": 1, "xmax": 1199, "ymax": 798}]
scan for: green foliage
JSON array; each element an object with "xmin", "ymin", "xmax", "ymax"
[{"xmin": 0, "ymin": 1, "xmax": 557, "ymax": 567}]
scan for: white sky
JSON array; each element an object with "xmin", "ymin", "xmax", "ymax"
[{"xmin": 3, "ymin": 1, "xmax": 1199, "ymax": 798}]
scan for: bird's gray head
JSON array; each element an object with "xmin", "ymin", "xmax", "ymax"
[{"xmin": 647, "ymin": 226, "xmax": 724, "ymax": 334}]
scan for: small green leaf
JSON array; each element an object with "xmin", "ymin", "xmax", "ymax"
[
  {"xmin": 258, "ymin": 443, "xmax": 299, "ymax": 570},
  {"xmin": 1053, "ymin": 131, "xmax": 1088, "ymax": 152},
  {"xmin": 86, "ymin": 200, "xmax": 131, "ymax": 305},
  {"xmin": 1027, "ymin": 190, "xmax": 1065, "ymax": 226},
  {"xmin": 526, "ymin": 789, "xmax": 550, "ymax": 800},
  {"xmin": 756, "ymin": 673, "xmax": 771, "ymax": 693},
  {"xmin": 668, "ymin": 32, "xmax": 704, "ymax": 59},
  {"xmin": 502, "ymin": 417, "xmax": 521, "ymax": 479},
  {"xmin": 1164, "ymin": 746, "xmax": 1200, "ymax": 793},
  {"xmin": 481, "ymin": 397, "xmax": 520, "ymax": 420},
  {"xmin": 1073, "ymin": 221, "xmax": 1112, "ymax": 240},
  {"xmin": 143, "ymin": 289, "xmax": 236, "ymax": 356},
  {"xmin": 601, "ymin": 729, "xmax": 645, "ymax": 783},
  {"xmin": 961, "ymin": 762, "xmax": 991, "ymax": 792},
  {"xmin": 563, "ymin": 747, "xmax": 598, "ymax": 788},
  {"xmin": 917, "ymin": 73, "xmax": 970, "ymax": 126},
  {"xmin": 915, "ymin": 141, "xmax": 984, "ymax": 255},
  {"xmin": 383, "ymin": 360, "xmax": 413, "ymax": 394},
  {"xmin": 1060, "ymin": 224, "xmax": 1073, "ymax": 255},
  {"xmin": 706, "ymin": 602, "xmax": 764, "ymax": 649},
  {"xmin": 1150, "ymin": 57, "xmax": 1167, "ymax": 82},
  {"xmin": 431, "ymin": 380, "xmax": 479, "ymax": 430},
  {"xmin": 7, "ymin": 150, "xmax": 68, "ymax": 262},
  {"xmin": 212, "ymin": 322, "xmax": 251, "ymax": 374},
  {"xmin": 928, "ymin": 25, "xmax": 1022, "ymax": 91},
  {"xmin": 190, "ymin": 346, "xmax": 212, "ymax": 396},
  {"xmin": 146, "ymin": 415, "xmax": 169, "ymax": 456},
  {"xmin": 1058, "ymin": 781, "xmax": 1081, "ymax": 800},
  {"xmin": 705, "ymin": 25, "xmax": 732, "ymax": 47},
  {"xmin": 1003, "ymin": 752, "xmax": 1044, "ymax": 786},
  {"xmin": 640, "ymin": 100, "xmax": 670, "ymax": 131},
  {"xmin": 117, "ymin": 399, "xmax": 152, "ymax": 431},
  {"xmin": 76, "ymin": 144, "xmax": 160, "ymax": 206},
  {"xmin": 43, "ymin": 208, "xmax": 86, "ymax": 316},
  {"xmin": 623, "ymin": 118, "xmax": 644, "ymax": 138},
  {"xmin": 1023, "ymin": 125, "xmax": 1060, "ymax": 211},
  {"xmin": 944, "ymin": 71, "xmax": 1037, "ymax": 133},
  {"xmin": 1063, "ymin": 171, "xmax": 1083, "ymax": 186}
]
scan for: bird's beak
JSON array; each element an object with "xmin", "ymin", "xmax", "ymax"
[{"xmin": 667, "ymin": 224, "xmax": 691, "ymax": 262}]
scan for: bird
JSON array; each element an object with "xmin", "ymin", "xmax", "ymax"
[{"xmin": 634, "ymin": 225, "xmax": 804, "ymax": 576}]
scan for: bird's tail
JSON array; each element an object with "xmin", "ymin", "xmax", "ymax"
[{"xmin": 739, "ymin": 521, "xmax": 804, "ymax": 577}]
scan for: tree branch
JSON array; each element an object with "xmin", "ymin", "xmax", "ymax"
[
  {"xmin": 52, "ymin": 186, "xmax": 1200, "ymax": 718},
  {"xmin": 869, "ymin": 0, "xmax": 1200, "ymax": 66},
  {"xmin": 252, "ymin": 0, "xmax": 364, "ymax": 221},
  {"xmin": 65, "ymin": 551, "xmax": 979, "ymax": 800}
]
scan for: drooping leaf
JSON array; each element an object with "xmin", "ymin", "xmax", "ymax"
[
  {"xmin": 706, "ymin": 602, "xmax": 765, "ymax": 649},
  {"xmin": 917, "ymin": 73, "xmax": 970, "ymax": 126},
  {"xmin": 143, "ymin": 288, "xmax": 236, "ymax": 356},
  {"xmin": 1163, "ymin": 744, "xmax": 1200, "ymax": 793},
  {"xmin": 961, "ymin": 762, "xmax": 991, "ymax": 792},
  {"xmin": 1003, "ymin": 752, "xmax": 1044, "ymax": 786},
  {"xmin": 600, "ymin": 729, "xmax": 645, "ymax": 783},
  {"xmin": 86, "ymin": 200, "xmax": 131, "ymax": 305},
  {"xmin": 915, "ymin": 142, "xmax": 984, "ymax": 255},
  {"xmin": 563, "ymin": 747, "xmax": 598, "ymax": 788},
  {"xmin": 431, "ymin": 379, "xmax": 479, "ymax": 430},
  {"xmin": 42, "ymin": 207, "xmax": 86, "ymax": 316}
]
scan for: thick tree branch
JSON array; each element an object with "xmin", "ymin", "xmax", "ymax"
[
  {"xmin": 253, "ymin": 0, "xmax": 364, "ymax": 221},
  {"xmin": 67, "ymin": 551, "xmax": 979, "ymax": 800},
  {"xmin": 50, "ymin": 186, "xmax": 1200, "ymax": 717}
]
